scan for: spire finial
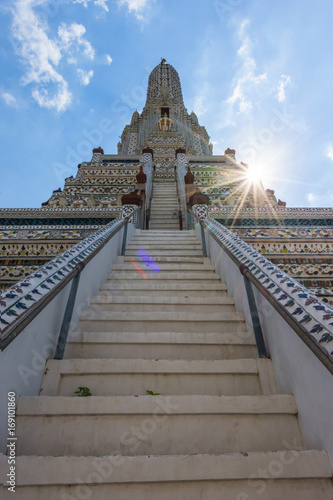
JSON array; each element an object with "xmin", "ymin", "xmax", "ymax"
[{"xmin": 161, "ymin": 58, "xmax": 166, "ymax": 64}]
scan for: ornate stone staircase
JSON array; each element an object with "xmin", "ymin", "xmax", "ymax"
[
  {"xmin": 149, "ymin": 180, "xmax": 180, "ymax": 230},
  {"xmin": 5, "ymin": 230, "xmax": 333, "ymax": 499}
]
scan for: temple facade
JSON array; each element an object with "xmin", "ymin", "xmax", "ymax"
[{"xmin": 1, "ymin": 60, "xmax": 332, "ymax": 305}]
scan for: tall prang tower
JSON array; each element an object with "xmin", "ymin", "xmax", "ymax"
[
  {"xmin": 1, "ymin": 60, "xmax": 333, "ymax": 500},
  {"xmin": 118, "ymin": 60, "xmax": 212, "ymax": 163},
  {"xmin": 0, "ymin": 60, "xmax": 332, "ymax": 307}
]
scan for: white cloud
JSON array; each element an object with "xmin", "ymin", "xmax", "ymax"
[
  {"xmin": 226, "ymin": 82, "xmax": 253, "ymax": 113},
  {"xmin": 326, "ymin": 144, "xmax": 333, "ymax": 162},
  {"xmin": 239, "ymin": 18, "xmax": 250, "ymax": 36},
  {"xmin": 77, "ymin": 69, "xmax": 94, "ymax": 85},
  {"xmin": 10, "ymin": 1, "xmax": 96, "ymax": 113},
  {"xmin": 72, "ymin": 0, "xmax": 90, "ymax": 6},
  {"xmin": 105, "ymin": 54, "xmax": 113, "ymax": 65},
  {"xmin": 72, "ymin": 0, "xmax": 109, "ymax": 9},
  {"xmin": 58, "ymin": 23, "xmax": 95, "ymax": 60},
  {"xmin": 11, "ymin": 0, "xmax": 71, "ymax": 112},
  {"xmin": 277, "ymin": 74, "xmax": 291, "ymax": 102},
  {"xmin": 117, "ymin": 0, "xmax": 152, "ymax": 20},
  {"xmin": 2, "ymin": 92, "xmax": 17, "ymax": 107},
  {"xmin": 307, "ymin": 191, "xmax": 333, "ymax": 206},
  {"xmin": 94, "ymin": 0, "xmax": 109, "ymax": 11},
  {"xmin": 225, "ymin": 20, "xmax": 267, "ymax": 115},
  {"xmin": 193, "ymin": 95, "xmax": 207, "ymax": 117},
  {"xmin": 67, "ymin": 57, "xmax": 77, "ymax": 65}
]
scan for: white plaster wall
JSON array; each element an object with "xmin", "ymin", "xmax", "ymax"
[
  {"xmin": 201, "ymin": 226, "xmax": 333, "ymax": 467},
  {"xmin": 0, "ymin": 223, "xmax": 135, "ymax": 454}
]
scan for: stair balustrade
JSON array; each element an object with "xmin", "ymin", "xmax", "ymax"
[
  {"xmin": 189, "ymin": 204, "xmax": 333, "ymax": 467},
  {"xmin": 0, "ymin": 206, "xmax": 140, "ymax": 452}
]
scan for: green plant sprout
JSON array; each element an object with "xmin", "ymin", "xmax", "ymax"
[
  {"xmin": 146, "ymin": 390, "xmax": 160, "ymax": 395},
  {"xmin": 75, "ymin": 386, "xmax": 92, "ymax": 397}
]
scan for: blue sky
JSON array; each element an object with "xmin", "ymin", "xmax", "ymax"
[{"xmin": 0, "ymin": 0, "xmax": 332, "ymax": 208}]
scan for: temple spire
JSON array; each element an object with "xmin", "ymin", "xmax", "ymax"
[{"xmin": 145, "ymin": 61, "xmax": 185, "ymax": 108}]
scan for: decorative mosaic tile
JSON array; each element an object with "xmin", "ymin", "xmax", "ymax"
[
  {"xmin": 251, "ymin": 241, "xmax": 333, "ymax": 255},
  {"xmin": 0, "ymin": 229, "xmax": 95, "ymax": 240},
  {"xmin": 1, "ymin": 242, "xmax": 76, "ymax": 257},
  {"xmin": 210, "ymin": 206, "xmax": 333, "ymax": 219},
  {"xmin": 0, "ymin": 208, "xmax": 122, "ymax": 219},
  {"xmin": 230, "ymin": 228, "xmax": 333, "ymax": 238},
  {"xmin": 0, "ymin": 218, "xmax": 127, "ymax": 340},
  {"xmin": 217, "ymin": 219, "xmax": 333, "ymax": 227},
  {"xmin": 0, "ymin": 266, "xmax": 40, "ymax": 280},
  {"xmin": 193, "ymin": 204, "xmax": 209, "ymax": 220},
  {"xmin": 196, "ymin": 211, "xmax": 333, "ymax": 358},
  {"xmin": 276, "ymin": 263, "xmax": 333, "ymax": 277}
]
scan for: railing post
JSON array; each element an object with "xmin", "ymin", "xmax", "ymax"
[
  {"xmin": 179, "ymin": 210, "xmax": 183, "ymax": 230},
  {"xmin": 187, "ymin": 211, "xmax": 193, "ymax": 230},
  {"xmin": 145, "ymin": 209, "xmax": 150, "ymax": 230},
  {"xmin": 54, "ymin": 266, "xmax": 83, "ymax": 360},
  {"xmin": 192, "ymin": 204, "xmax": 209, "ymax": 257},
  {"xmin": 200, "ymin": 225, "xmax": 207, "ymax": 257},
  {"xmin": 121, "ymin": 204, "xmax": 137, "ymax": 255},
  {"xmin": 121, "ymin": 221, "xmax": 128, "ymax": 256},
  {"xmin": 240, "ymin": 264, "xmax": 268, "ymax": 358}
]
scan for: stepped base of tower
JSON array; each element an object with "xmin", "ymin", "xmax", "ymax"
[
  {"xmin": 2, "ymin": 229, "xmax": 332, "ymax": 499},
  {"xmin": 3, "ymin": 453, "xmax": 333, "ymax": 500}
]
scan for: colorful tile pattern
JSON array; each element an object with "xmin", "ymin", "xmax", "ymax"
[{"xmin": 198, "ymin": 213, "xmax": 333, "ymax": 358}]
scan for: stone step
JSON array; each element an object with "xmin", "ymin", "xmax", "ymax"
[
  {"xmin": 149, "ymin": 220, "xmax": 179, "ymax": 224},
  {"xmin": 121, "ymin": 256, "xmax": 208, "ymax": 264},
  {"xmin": 150, "ymin": 210, "xmax": 178, "ymax": 213},
  {"xmin": 135, "ymin": 229, "xmax": 194, "ymax": 234},
  {"xmin": 150, "ymin": 215, "xmax": 179, "ymax": 220},
  {"xmin": 125, "ymin": 249, "xmax": 203, "ymax": 256},
  {"xmin": 130, "ymin": 238, "xmax": 196, "ymax": 243},
  {"xmin": 150, "ymin": 204, "xmax": 179, "ymax": 208},
  {"xmin": 150, "ymin": 206, "xmax": 181, "ymax": 210},
  {"xmin": 151, "ymin": 200, "xmax": 177, "ymax": 203},
  {"xmin": 39, "ymin": 358, "xmax": 263, "ymax": 397},
  {"xmin": 64, "ymin": 330, "xmax": 257, "ymax": 360},
  {"xmin": 133, "ymin": 231, "xmax": 193, "ymax": 235},
  {"xmin": 149, "ymin": 225, "xmax": 182, "ymax": 230},
  {"xmin": 5, "ymin": 451, "xmax": 333, "ymax": 500},
  {"xmin": 151, "ymin": 199, "xmax": 178, "ymax": 203},
  {"xmin": 126, "ymin": 243, "xmax": 202, "ymax": 250},
  {"xmin": 16, "ymin": 395, "xmax": 302, "ymax": 457},
  {"xmin": 99, "ymin": 281, "xmax": 227, "ymax": 296},
  {"xmin": 149, "ymin": 213, "xmax": 179, "ymax": 217},
  {"xmin": 136, "ymin": 230, "xmax": 188, "ymax": 235},
  {"xmin": 151, "ymin": 193, "xmax": 177, "ymax": 196},
  {"xmin": 111, "ymin": 263, "xmax": 215, "ymax": 272},
  {"xmin": 91, "ymin": 293, "xmax": 232, "ymax": 307},
  {"xmin": 150, "ymin": 201, "xmax": 179, "ymax": 204},
  {"xmin": 78, "ymin": 310, "xmax": 245, "ymax": 333},
  {"xmin": 149, "ymin": 221, "xmax": 180, "ymax": 226},
  {"xmin": 149, "ymin": 214, "xmax": 179, "ymax": 217},
  {"xmin": 153, "ymin": 196, "xmax": 178, "ymax": 200},
  {"xmin": 129, "ymin": 238, "xmax": 199, "ymax": 245},
  {"xmin": 128, "ymin": 243, "xmax": 198, "ymax": 249},
  {"xmin": 149, "ymin": 222, "xmax": 180, "ymax": 227},
  {"xmin": 107, "ymin": 271, "xmax": 220, "ymax": 281},
  {"xmin": 89, "ymin": 302, "xmax": 234, "ymax": 314}
]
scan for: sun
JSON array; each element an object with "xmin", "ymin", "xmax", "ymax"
[{"xmin": 246, "ymin": 164, "xmax": 264, "ymax": 184}]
